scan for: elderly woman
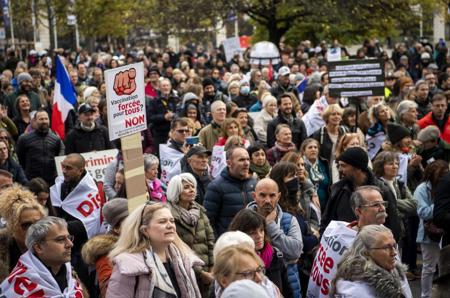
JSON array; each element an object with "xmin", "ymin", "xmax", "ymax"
[
  {"xmin": 366, "ymin": 102, "xmax": 394, "ymax": 160},
  {"xmin": 144, "ymin": 154, "xmax": 166, "ymax": 202},
  {"xmin": 266, "ymin": 124, "xmax": 296, "ymax": 166},
  {"xmin": 414, "ymin": 160, "xmax": 449, "ymax": 298},
  {"xmin": 229, "ymin": 209, "xmax": 292, "ymax": 297},
  {"xmin": 0, "ymin": 185, "xmax": 45, "ymax": 280},
  {"xmin": 253, "ymin": 95, "xmax": 277, "ymax": 144},
  {"xmin": 166, "ymin": 173, "xmax": 215, "ymax": 296},
  {"xmin": 311, "ymin": 103, "xmax": 345, "ymax": 166},
  {"xmin": 300, "ymin": 138, "xmax": 330, "ymax": 211},
  {"xmin": 331, "ymin": 225, "xmax": 412, "ymax": 298},
  {"xmin": 247, "ymin": 143, "xmax": 271, "ymax": 180},
  {"xmin": 396, "ymin": 100, "xmax": 419, "ymax": 139},
  {"xmin": 107, "ymin": 202, "xmax": 202, "ymax": 298}
]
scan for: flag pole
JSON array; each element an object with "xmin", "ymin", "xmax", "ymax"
[{"xmin": 8, "ymin": 0, "xmax": 14, "ymax": 49}]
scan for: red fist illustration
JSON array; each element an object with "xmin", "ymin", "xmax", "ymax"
[{"xmin": 113, "ymin": 68, "xmax": 137, "ymax": 96}]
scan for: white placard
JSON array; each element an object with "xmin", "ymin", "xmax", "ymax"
[
  {"xmin": 159, "ymin": 144, "xmax": 184, "ymax": 185},
  {"xmin": 105, "ymin": 62, "xmax": 147, "ymax": 140},
  {"xmin": 327, "ymin": 47, "xmax": 341, "ymax": 62},
  {"xmin": 55, "ymin": 149, "xmax": 118, "ymax": 182},
  {"xmin": 211, "ymin": 145, "xmax": 226, "ymax": 178},
  {"xmin": 223, "ymin": 37, "xmax": 242, "ymax": 62},
  {"xmin": 366, "ymin": 132, "xmax": 385, "ymax": 160}
]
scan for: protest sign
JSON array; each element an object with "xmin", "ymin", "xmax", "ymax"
[
  {"xmin": 366, "ymin": 132, "xmax": 385, "ymax": 160},
  {"xmin": 223, "ymin": 37, "xmax": 242, "ymax": 62},
  {"xmin": 55, "ymin": 149, "xmax": 118, "ymax": 182},
  {"xmin": 306, "ymin": 221, "xmax": 357, "ymax": 298},
  {"xmin": 328, "ymin": 59, "xmax": 385, "ymax": 98},
  {"xmin": 397, "ymin": 153, "xmax": 409, "ymax": 184},
  {"xmin": 211, "ymin": 145, "xmax": 226, "ymax": 178},
  {"xmin": 159, "ymin": 144, "xmax": 184, "ymax": 184},
  {"xmin": 105, "ymin": 62, "xmax": 147, "ymax": 141},
  {"xmin": 327, "ymin": 47, "xmax": 341, "ymax": 62}
]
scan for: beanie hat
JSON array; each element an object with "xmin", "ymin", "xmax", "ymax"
[
  {"xmin": 387, "ymin": 123, "xmax": 410, "ymax": 145},
  {"xmin": 338, "ymin": 147, "xmax": 369, "ymax": 173},
  {"xmin": 83, "ymin": 86, "xmax": 98, "ymax": 100},
  {"xmin": 202, "ymin": 78, "xmax": 215, "ymax": 88},
  {"xmin": 417, "ymin": 125, "xmax": 440, "ymax": 143},
  {"xmin": 17, "ymin": 72, "xmax": 32, "ymax": 84},
  {"xmin": 102, "ymin": 198, "xmax": 129, "ymax": 228},
  {"xmin": 182, "ymin": 92, "xmax": 199, "ymax": 103},
  {"xmin": 222, "ymin": 280, "xmax": 271, "ymax": 298}
]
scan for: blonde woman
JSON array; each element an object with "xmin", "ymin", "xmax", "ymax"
[
  {"xmin": 107, "ymin": 202, "xmax": 202, "ymax": 298},
  {"xmin": 253, "ymin": 95, "xmax": 278, "ymax": 144}
]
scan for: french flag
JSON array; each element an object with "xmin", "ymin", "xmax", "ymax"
[{"xmin": 52, "ymin": 56, "xmax": 77, "ymax": 140}]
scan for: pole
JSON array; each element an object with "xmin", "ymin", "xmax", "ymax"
[
  {"xmin": 52, "ymin": 7, "xmax": 58, "ymax": 49},
  {"xmin": 75, "ymin": 23, "xmax": 79, "ymax": 49},
  {"xmin": 8, "ymin": 0, "xmax": 14, "ymax": 49},
  {"xmin": 32, "ymin": 0, "xmax": 36, "ymax": 47}
]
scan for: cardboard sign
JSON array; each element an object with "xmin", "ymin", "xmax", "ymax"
[
  {"xmin": 105, "ymin": 62, "xmax": 147, "ymax": 140},
  {"xmin": 55, "ymin": 149, "xmax": 118, "ymax": 182},
  {"xmin": 306, "ymin": 221, "xmax": 357, "ymax": 298},
  {"xmin": 159, "ymin": 144, "xmax": 184, "ymax": 184},
  {"xmin": 328, "ymin": 59, "xmax": 385, "ymax": 98},
  {"xmin": 211, "ymin": 145, "xmax": 226, "ymax": 178},
  {"xmin": 223, "ymin": 37, "xmax": 242, "ymax": 62}
]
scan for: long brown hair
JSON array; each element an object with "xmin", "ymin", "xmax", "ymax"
[{"xmin": 423, "ymin": 160, "xmax": 449, "ymax": 199}]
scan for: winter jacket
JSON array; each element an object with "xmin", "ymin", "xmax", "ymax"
[
  {"xmin": 146, "ymin": 94, "xmax": 179, "ymax": 143},
  {"xmin": 16, "ymin": 129, "xmax": 64, "ymax": 185},
  {"xmin": 311, "ymin": 126, "xmax": 346, "ymax": 163},
  {"xmin": 433, "ymin": 172, "xmax": 450, "ymax": 246},
  {"xmin": 414, "ymin": 182, "xmax": 436, "ymax": 244},
  {"xmin": 107, "ymin": 245, "xmax": 202, "ymax": 298},
  {"xmin": 198, "ymin": 122, "xmax": 223, "ymax": 151},
  {"xmin": 0, "ymin": 229, "xmax": 21, "ymax": 282},
  {"xmin": 321, "ymin": 171, "xmax": 402, "ymax": 241},
  {"xmin": 168, "ymin": 202, "xmax": 214, "ymax": 271},
  {"xmin": 265, "ymin": 246, "xmax": 293, "ymax": 298},
  {"xmin": 266, "ymin": 114, "xmax": 307, "ymax": 149},
  {"xmin": 0, "ymin": 157, "xmax": 28, "ymax": 185},
  {"xmin": 417, "ymin": 112, "xmax": 450, "ymax": 144},
  {"xmin": 81, "ymin": 234, "xmax": 118, "ymax": 298},
  {"xmin": 270, "ymin": 83, "xmax": 299, "ymax": 100},
  {"xmin": 233, "ymin": 93, "xmax": 258, "ymax": 110},
  {"xmin": 64, "ymin": 123, "xmax": 112, "ymax": 154},
  {"xmin": 253, "ymin": 109, "xmax": 276, "ymax": 144},
  {"xmin": 204, "ymin": 168, "xmax": 256, "ymax": 237}
]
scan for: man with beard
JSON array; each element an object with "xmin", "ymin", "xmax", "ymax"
[
  {"xmin": 204, "ymin": 147, "xmax": 256, "ymax": 237},
  {"xmin": 266, "ymin": 93, "xmax": 307, "ymax": 148},
  {"xmin": 16, "ymin": 110, "xmax": 64, "ymax": 185},
  {"xmin": 320, "ymin": 147, "xmax": 401, "ymax": 241},
  {"xmin": 247, "ymin": 178, "xmax": 303, "ymax": 298},
  {"xmin": 0, "ymin": 217, "xmax": 84, "ymax": 297},
  {"xmin": 6, "ymin": 72, "xmax": 41, "ymax": 118}
]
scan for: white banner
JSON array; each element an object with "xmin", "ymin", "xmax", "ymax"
[
  {"xmin": 327, "ymin": 47, "xmax": 341, "ymax": 62},
  {"xmin": 210, "ymin": 145, "xmax": 226, "ymax": 178},
  {"xmin": 105, "ymin": 62, "xmax": 147, "ymax": 140},
  {"xmin": 366, "ymin": 132, "xmax": 385, "ymax": 160},
  {"xmin": 159, "ymin": 144, "xmax": 184, "ymax": 185},
  {"xmin": 397, "ymin": 153, "xmax": 409, "ymax": 184},
  {"xmin": 223, "ymin": 37, "xmax": 242, "ymax": 62},
  {"xmin": 55, "ymin": 149, "xmax": 118, "ymax": 182},
  {"xmin": 50, "ymin": 173, "xmax": 102, "ymax": 239},
  {"xmin": 306, "ymin": 221, "xmax": 357, "ymax": 298}
]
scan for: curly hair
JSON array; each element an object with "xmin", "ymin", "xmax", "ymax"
[{"xmin": 0, "ymin": 184, "xmax": 45, "ymax": 232}]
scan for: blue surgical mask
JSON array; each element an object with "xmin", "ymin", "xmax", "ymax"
[{"xmin": 240, "ymin": 86, "xmax": 250, "ymax": 95}]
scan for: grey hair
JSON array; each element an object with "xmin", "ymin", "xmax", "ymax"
[
  {"xmin": 166, "ymin": 173, "xmax": 197, "ymax": 203},
  {"xmin": 396, "ymin": 100, "xmax": 418, "ymax": 120},
  {"xmin": 211, "ymin": 100, "xmax": 226, "ymax": 113},
  {"xmin": 25, "ymin": 216, "xmax": 68, "ymax": 252},
  {"xmin": 331, "ymin": 225, "xmax": 395, "ymax": 295},
  {"xmin": 350, "ymin": 185, "xmax": 382, "ymax": 215},
  {"xmin": 143, "ymin": 153, "xmax": 159, "ymax": 171}
]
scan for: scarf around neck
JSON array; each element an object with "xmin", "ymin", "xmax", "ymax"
[
  {"xmin": 250, "ymin": 162, "xmax": 271, "ymax": 179},
  {"xmin": 170, "ymin": 201, "xmax": 201, "ymax": 226},
  {"xmin": 257, "ymin": 242, "xmax": 274, "ymax": 269},
  {"xmin": 275, "ymin": 141, "xmax": 296, "ymax": 152},
  {"xmin": 304, "ymin": 157, "xmax": 324, "ymax": 182}
]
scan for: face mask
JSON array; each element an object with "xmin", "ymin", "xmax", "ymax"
[
  {"xmin": 285, "ymin": 178, "xmax": 299, "ymax": 197},
  {"xmin": 240, "ymin": 86, "xmax": 250, "ymax": 95}
]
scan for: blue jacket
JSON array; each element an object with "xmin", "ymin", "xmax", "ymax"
[
  {"xmin": 414, "ymin": 181, "xmax": 435, "ymax": 244},
  {"xmin": 204, "ymin": 168, "xmax": 256, "ymax": 237}
]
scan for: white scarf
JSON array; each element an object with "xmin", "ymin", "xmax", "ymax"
[
  {"xmin": 50, "ymin": 173, "xmax": 102, "ymax": 239},
  {"xmin": 0, "ymin": 250, "xmax": 84, "ymax": 298}
]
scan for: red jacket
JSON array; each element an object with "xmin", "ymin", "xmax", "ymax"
[{"xmin": 417, "ymin": 112, "xmax": 450, "ymax": 143}]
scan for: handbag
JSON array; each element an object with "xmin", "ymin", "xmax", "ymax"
[{"xmin": 424, "ymin": 220, "xmax": 445, "ymax": 242}]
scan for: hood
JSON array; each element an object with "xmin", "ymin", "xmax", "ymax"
[{"xmin": 81, "ymin": 234, "xmax": 118, "ymax": 266}]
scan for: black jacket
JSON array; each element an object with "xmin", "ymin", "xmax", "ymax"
[
  {"xmin": 434, "ymin": 172, "xmax": 450, "ymax": 246},
  {"xmin": 266, "ymin": 114, "xmax": 307, "ymax": 149},
  {"xmin": 271, "ymin": 83, "xmax": 299, "ymax": 100},
  {"xmin": 146, "ymin": 93, "xmax": 178, "ymax": 142},
  {"xmin": 0, "ymin": 158, "xmax": 28, "ymax": 185},
  {"xmin": 266, "ymin": 246, "xmax": 293, "ymax": 298},
  {"xmin": 311, "ymin": 126, "xmax": 346, "ymax": 163},
  {"xmin": 16, "ymin": 129, "xmax": 64, "ymax": 185},
  {"xmin": 321, "ymin": 171, "xmax": 402, "ymax": 241},
  {"xmin": 64, "ymin": 123, "xmax": 112, "ymax": 154}
]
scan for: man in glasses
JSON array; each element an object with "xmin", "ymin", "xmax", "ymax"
[
  {"xmin": 0, "ymin": 217, "xmax": 84, "ymax": 297},
  {"xmin": 167, "ymin": 118, "xmax": 191, "ymax": 154},
  {"xmin": 321, "ymin": 147, "xmax": 401, "ymax": 242}
]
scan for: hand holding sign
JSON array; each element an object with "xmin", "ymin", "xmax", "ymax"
[{"xmin": 113, "ymin": 68, "xmax": 137, "ymax": 95}]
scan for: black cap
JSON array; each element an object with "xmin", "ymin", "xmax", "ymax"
[
  {"xmin": 78, "ymin": 103, "xmax": 95, "ymax": 114},
  {"xmin": 338, "ymin": 147, "xmax": 369, "ymax": 173},
  {"xmin": 387, "ymin": 123, "xmax": 410, "ymax": 145},
  {"xmin": 186, "ymin": 146, "xmax": 211, "ymax": 158}
]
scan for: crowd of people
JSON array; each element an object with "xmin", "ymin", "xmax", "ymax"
[{"xmin": 0, "ymin": 38, "xmax": 450, "ymax": 298}]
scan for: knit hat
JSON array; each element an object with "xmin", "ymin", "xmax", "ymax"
[
  {"xmin": 417, "ymin": 125, "xmax": 440, "ymax": 143},
  {"xmin": 17, "ymin": 72, "xmax": 32, "ymax": 84},
  {"xmin": 202, "ymin": 78, "xmax": 215, "ymax": 88},
  {"xmin": 102, "ymin": 198, "xmax": 129, "ymax": 228},
  {"xmin": 83, "ymin": 86, "xmax": 98, "ymax": 100},
  {"xmin": 338, "ymin": 147, "xmax": 369, "ymax": 173},
  {"xmin": 182, "ymin": 92, "xmax": 198, "ymax": 103},
  {"xmin": 222, "ymin": 280, "xmax": 270, "ymax": 298},
  {"xmin": 387, "ymin": 123, "xmax": 410, "ymax": 145}
]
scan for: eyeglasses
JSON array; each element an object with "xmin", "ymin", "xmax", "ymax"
[
  {"xmin": 370, "ymin": 243, "xmax": 398, "ymax": 252},
  {"xmin": 360, "ymin": 201, "xmax": 388, "ymax": 209},
  {"xmin": 45, "ymin": 235, "xmax": 74, "ymax": 244},
  {"xmin": 235, "ymin": 266, "xmax": 266, "ymax": 280},
  {"xmin": 176, "ymin": 129, "xmax": 190, "ymax": 134}
]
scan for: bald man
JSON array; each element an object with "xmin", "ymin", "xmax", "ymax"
[{"xmin": 247, "ymin": 178, "xmax": 303, "ymax": 297}]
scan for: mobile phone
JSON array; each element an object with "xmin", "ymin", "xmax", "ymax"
[{"xmin": 186, "ymin": 136, "xmax": 199, "ymax": 145}]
